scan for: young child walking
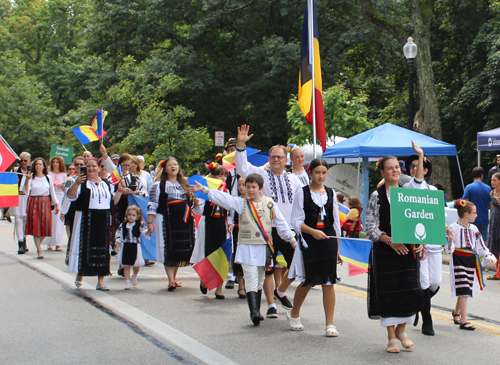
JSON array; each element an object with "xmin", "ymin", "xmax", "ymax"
[
  {"xmin": 191, "ymin": 173, "xmax": 297, "ymax": 326},
  {"xmin": 115, "ymin": 205, "xmax": 148, "ymax": 290},
  {"xmin": 447, "ymin": 199, "xmax": 497, "ymax": 330}
]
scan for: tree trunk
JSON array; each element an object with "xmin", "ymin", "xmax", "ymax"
[{"xmin": 410, "ymin": 0, "xmax": 454, "ymax": 198}]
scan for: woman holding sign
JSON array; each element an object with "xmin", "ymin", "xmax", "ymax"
[{"xmin": 365, "ymin": 152, "xmax": 423, "ymax": 354}]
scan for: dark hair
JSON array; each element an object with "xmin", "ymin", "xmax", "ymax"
[
  {"xmin": 245, "ymin": 173, "xmax": 264, "ymax": 189},
  {"xmin": 211, "ymin": 165, "xmax": 228, "ymax": 177},
  {"xmin": 434, "ymin": 183, "xmax": 445, "ymax": 192},
  {"xmin": 309, "ymin": 158, "xmax": 328, "ymax": 172},
  {"xmin": 118, "ymin": 153, "xmax": 132, "ymax": 166},
  {"xmin": 405, "ymin": 155, "xmax": 433, "ymax": 179},
  {"xmin": 472, "ymin": 166, "xmax": 484, "ymax": 179},
  {"xmin": 378, "ymin": 156, "xmax": 398, "ymax": 171},
  {"xmin": 454, "ymin": 200, "xmax": 475, "ymax": 218},
  {"xmin": 31, "ymin": 157, "xmax": 48, "ymax": 175},
  {"xmin": 50, "ymin": 156, "xmax": 66, "ymax": 173},
  {"xmin": 337, "ymin": 192, "xmax": 345, "ymax": 203}
]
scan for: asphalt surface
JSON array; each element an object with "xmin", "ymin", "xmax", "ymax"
[{"xmin": 1, "ymin": 219, "xmax": 500, "ymax": 364}]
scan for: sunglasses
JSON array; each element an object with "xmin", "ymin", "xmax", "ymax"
[{"xmin": 22, "ymin": 160, "xmax": 29, "ymax": 162}]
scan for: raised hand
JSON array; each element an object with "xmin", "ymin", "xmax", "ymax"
[
  {"xmin": 99, "ymin": 144, "xmax": 107, "ymax": 157},
  {"xmin": 237, "ymin": 125, "xmax": 254, "ymax": 147},
  {"xmin": 411, "ymin": 140, "xmax": 424, "ymax": 156}
]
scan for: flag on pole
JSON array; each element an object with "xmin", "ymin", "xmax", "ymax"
[
  {"xmin": 188, "ymin": 175, "xmax": 224, "ymax": 201},
  {"xmin": 338, "ymin": 203, "xmax": 350, "ymax": 226},
  {"xmin": 339, "ymin": 237, "xmax": 371, "ymax": 276},
  {"xmin": 91, "ymin": 109, "xmax": 108, "ymax": 138},
  {"xmin": 298, "ymin": 0, "xmax": 326, "ymax": 152},
  {"xmin": 0, "ymin": 172, "xmax": 19, "ymax": 207},
  {"xmin": 193, "ymin": 237, "xmax": 232, "ymax": 291},
  {"xmin": 0, "ymin": 134, "xmax": 19, "ymax": 172},
  {"xmin": 110, "ymin": 166, "xmax": 123, "ymax": 185},
  {"xmin": 72, "ymin": 126, "xmax": 101, "ymax": 145}
]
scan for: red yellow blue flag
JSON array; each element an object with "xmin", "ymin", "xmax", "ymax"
[
  {"xmin": 193, "ymin": 238, "xmax": 232, "ymax": 291},
  {"xmin": 338, "ymin": 203, "xmax": 350, "ymax": 226},
  {"xmin": 0, "ymin": 172, "xmax": 19, "ymax": 207},
  {"xmin": 110, "ymin": 166, "xmax": 122, "ymax": 185},
  {"xmin": 339, "ymin": 237, "xmax": 371, "ymax": 276},
  {"xmin": 72, "ymin": 126, "xmax": 101, "ymax": 145},
  {"xmin": 91, "ymin": 109, "xmax": 108, "ymax": 138},
  {"xmin": 298, "ymin": 0, "xmax": 326, "ymax": 152}
]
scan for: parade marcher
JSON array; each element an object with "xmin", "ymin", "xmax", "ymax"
[
  {"xmin": 137, "ymin": 155, "xmax": 154, "ymax": 195},
  {"xmin": 289, "ymin": 158, "xmax": 342, "ymax": 337},
  {"xmin": 191, "ymin": 173, "xmax": 297, "ymax": 326},
  {"xmin": 289, "ymin": 146, "xmax": 309, "ymax": 186},
  {"xmin": 147, "ymin": 157, "xmax": 196, "ymax": 291},
  {"xmin": 342, "ymin": 196, "xmax": 363, "ymax": 238},
  {"xmin": 82, "ymin": 150, "xmax": 92, "ymax": 163},
  {"xmin": 227, "ymin": 177, "xmax": 248, "ymax": 299},
  {"xmin": 25, "ymin": 158, "xmax": 60, "ymax": 259},
  {"xmin": 235, "ymin": 125, "xmax": 302, "ymax": 318},
  {"xmin": 462, "ymin": 167, "xmax": 491, "ymax": 244},
  {"xmin": 42, "ymin": 156, "xmax": 67, "ymax": 251},
  {"xmin": 191, "ymin": 164, "xmax": 229, "ymax": 299},
  {"xmin": 487, "ymin": 172, "xmax": 500, "ymax": 280},
  {"xmin": 115, "ymin": 205, "xmax": 148, "ymax": 290},
  {"xmin": 99, "ymin": 158, "xmax": 109, "ymax": 180},
  {"xmin": 11, "ymin": 152, "xmax": 31, "ymax": 254},
  {"xmin": 447, "ymin": 200, "xmax": 496, "ymax": 331},
  {"xmin": 365, "ymin": 154, "xmax": 423, "ymax": 354},
  {"xmin": 487, "ymin": 155, "xmax": 500, "ymax": 188},
  {"xmin": 404, "ymin": 146, "xmax": 442, "ymax": 336},
  {"xmin": 67, "ymin": 158, "xmax": 114, "ymax": 290}
]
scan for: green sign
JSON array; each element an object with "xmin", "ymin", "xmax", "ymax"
[
  {"xmin": 50, "ymin": 144, "xmax": 74, "ymax": 165},
  {"xmin": 390, "ymin": 187, "xmax": 446, "ymax": 245}
]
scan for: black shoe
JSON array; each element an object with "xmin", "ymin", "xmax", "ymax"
[
  {"xmin": 6, "ymin": 216, "xmax": 12, "ymax": 222},
  {"xmin": 145, "ymin": 260, "xmax": 155, "ymax": 266},
  {"xmin": 117, "ymin": 267, "xmax": 124, "ymax": 277},
  {"xmin": 225, "ymin": 280, "xmax": 235, "ymax": 289},
  {"xmin": 247, "ymin": 292, "xmax": 262, "ymax": 326},
  {"xmin": 274, "ymin": 289, "xmax": 293, "ymax": 310},
  {"xmin": 200, "ymin": 281, "xmax": 207, "ymax": 295},
  {"xmin": 422, "ymin": 321, "xmax": 435, "ymax": 336},
  {"xmin": 266, "ymin": 307, "xmax": 278, "ymax": 318},
  {"xmin": 18, "ymin": 241, "xmax": 27, "ymax": 255},
  {"xmin": 215, "ymin": 293, "xmax": 225, "ymax": 299},
  {"xmin": 111, "ymin": 250, "xmax": 118, "ymax": 256}
]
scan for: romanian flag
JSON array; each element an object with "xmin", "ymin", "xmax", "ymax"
[
  {"xmin": 91, "ymin": 109, "xmax": 108, "ymax": 138},
  {"xmin": 110, "ymin": 166, "xmax": 122, "ymax": 185},
  {"xmin": 0, "ymin": 134, "xmax": 19, "ymax": 172},
  {"xmin": 188, "ymin": 175, "xmax": 223, "ymax": 201},
  {"xmin": 72, "ymin": 126, "xmax": 101, "ymax": 145},
  {"xmin": 338, "ymin": 203, "xmax": 350, "ymax": 226},
  {"xmin": 0, "ymin": 172, "xmax": 19, "ymax": 207},
  {"xmin": 339, "ymin": 237, "xmax": 371, "ymax": 277},
  {"xmin": 298, "ymin": 0, "xmax": 326, "ymax": 152},
  {"xmin": 221, "ymin": 147, "xmax": 260, "ymax": 172},
  {"xmin": 194, "ymin": 237, "xmax": 232, "ymax": 291}
]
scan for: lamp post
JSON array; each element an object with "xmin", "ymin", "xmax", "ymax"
[{"xmin": 403, "ymin": 37, "xmax": 418, "ymax": 131}]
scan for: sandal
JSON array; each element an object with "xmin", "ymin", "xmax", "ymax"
[
  {"xmin": 487, "ymin": 275, "xmax": 500, "ymax": 280},
  {"xmin": 396, "ymin": 331, "xmax": 414, "ymax": 350},
  {"xmin": 238, "ymin": 289, "xmax": 247, "ymax": 299},
  {"xmin": 168, "ymin": 282, "xmax": 177, "ymax": 292},
  {"xmin": 47, "ymin": 246, "xmax": 53, "ymax": 250},
  {"xmin": 55, "ymin": 246, "xmax": 63, "ymax": 252},
  {"xmin": 286, "ymin": 312, "xmax": 304, "ymax": 331},
  {"xmin": 460, "ymin": 322, "xmax": 475, "ymax": 331},
  {"xmin": 325, "ymin": 325, "xmax": 339, "ymax": 337},
  {"xmin": 174, "ymin": 281, "xmax": 182, "ymax": 287},
  {"xmin": 387, "ymin": 338, "xmax": 400, "ymax": 353},
  {"xmin": 75, "ymin": 279, "xmax": 83, "ymax": 288},
  {"xmin": 452, "ymin": 310, "xmax": 461, "ymax": 325}
]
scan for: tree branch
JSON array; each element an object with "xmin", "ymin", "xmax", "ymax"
[{"xmin": 359, "ymin": 0, "xmax": 406, "ymax": 45}]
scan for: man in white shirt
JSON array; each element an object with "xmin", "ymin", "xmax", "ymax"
[{"xmin": 235, "ymin": 125, "xmax": 302, "ymax": 318}]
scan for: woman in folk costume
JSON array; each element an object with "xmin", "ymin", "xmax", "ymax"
[
  {"xmin": 447, "ymin": 199, "xmax": 496, "ymax": 331},
  {"xmin": 289, "ymin": 145, "xmax": 309, "ymax": 186},
  {"xmin": 147, "ymin": 157, "xmax": 196, "ymax": 291},
  {"xmin": 288, "ymin": 158, "xmax": 342, "ymax": 337},
  {"xmin": 67, "ymin": 158, "xmax": 115, "ymax": 290},
  {"xmin": 365, "ymin": 155, "xmax": 423, "ymax": 354},
  {"xmin": 191, "ymin": 173, "xmax": 297, "ymax": 326},
  {"xmin": 191, "ymin": 163, "xmax": 229, "ymax": 299}
]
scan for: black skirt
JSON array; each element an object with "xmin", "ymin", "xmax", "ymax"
[
  {"xmin": 368, "ymin": 241, "xmax": 421, "ymax": 319},
  {"xmin": 301, "ymin": 227, "xmax": 338, "ymax": 286},
  {"xmin": 232, "ymin": 226, "xmax": 243, "ymax": 276},
  {"xmin": 452, "ymin": 253, "xmax": 476, "ymax": 297},
  {"xmin": 204, "ymin": 215, "xmax": 227, "ymax": 257},
  {"xmin": 162, "ymin": 202, "xmax": 195, "ymax": 266},
  {"xmin": 77, "ymin": 209, "xmax": 111, "ymax": 277},
  {"xmin": 122, "ymin": 242, "xmax": 138, "ymax": 266}
]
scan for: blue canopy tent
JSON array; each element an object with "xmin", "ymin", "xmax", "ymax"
[
  {"xmin": 322, "ymin": 123, "xmax": 461, "ymax": 223},
  {"xmin": 477, "ymin": 127, "xmax": 500, "ymax": 165}
]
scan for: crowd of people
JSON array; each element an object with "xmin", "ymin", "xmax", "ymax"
[{"xmin": 2, "ymin": 125, "xmax": 499, "ymax": 353}]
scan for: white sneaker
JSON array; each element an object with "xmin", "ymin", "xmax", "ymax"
[
  {"xmin": 131, "ymin": 274, "xmax": 138, "ymax": 286},
  {"xmin": 125, "ymin": 280, "xmax": 131, "ymax": 290}
]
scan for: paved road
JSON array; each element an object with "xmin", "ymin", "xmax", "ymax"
[{"xmin": 1, "ymin": 219, "xmax": 499, "ymax": 364}]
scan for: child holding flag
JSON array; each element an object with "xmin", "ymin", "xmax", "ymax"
[
  {"xmin": 447, "ymin": 200, "xmax": 496, "ymax": 331},
  {"xmin": 191, "ymin": 173, "xmax": 297, "ymax": 326}
]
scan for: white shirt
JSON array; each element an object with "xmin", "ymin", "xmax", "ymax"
[
  {"xmin": 27, "ymin": 175, "xmax": 59, "ymax": 205},
  {"xmin": 236, "ymin": 149, "xmax": 302, "ymax": 225},
  {"xmin": 67, "ymin": 180, "xmax": 113, "ymax": 210}
]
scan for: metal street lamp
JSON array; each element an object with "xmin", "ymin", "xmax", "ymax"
[{"xmin": 403, "ymin": 37, "xmax": 418, "ymax": 131}]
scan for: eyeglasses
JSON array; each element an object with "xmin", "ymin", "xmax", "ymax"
[
  {"xmin": 122, "ymin": 164, "xmax": 131, "ymax": 167},
  {"xmin": 22, "ymin": 160, "xmax": 29, "ymax": 162},
  {"xmin": 100, "ymin": 165, "xmax": 105, "ymax": 168},
  {"xmin": 74, "ymin": 163, "xmax": 84, "ymax": 167},
  {"xmin": 167, "ymin": 163, "xmax": 178, "ymax": 167},
  {"xmin": 269, "ymin": 155, "xmax": 286, "ymax": 160},
  {"xmin": 410, "ymin": 164, "xmax": 418, "ymax": 170}
]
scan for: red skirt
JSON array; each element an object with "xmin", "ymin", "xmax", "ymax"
[{"xmin": 26, "ymin": 196, "xmax": 52, "ymax": 237}]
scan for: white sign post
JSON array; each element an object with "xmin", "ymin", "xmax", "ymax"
[{"xmin": 215, "ymin": 131, "xmax": 225, "ymax": 147}]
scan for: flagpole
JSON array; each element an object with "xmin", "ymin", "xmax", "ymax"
[
  {"xmin": 308, "ymin": 0, "xmax": 317, "ymax": 158},
  {"xmin": 81, "ymin": 142, "xmax": 87, "ymax": 151},
  {"xmin": 101, "ymin": 108, "xmax": 104, "ymax": 145}
]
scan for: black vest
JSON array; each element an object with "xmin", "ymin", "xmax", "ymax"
[
  {"xmin": 203, "ymin": 200, "xmax": 228, "ymax": 217},
  {"xmin": 73, "ymin": 179, "xmax": 112, "ymax": 212},
  {"xmin": 116, "ymin": 173, "xmax": 137, "ymax": 211},
  {"xmin": 122, "ymin": 221, "xmax": 141, "ymax": 240},
  {"xmin": 302, "ymin": 185, "xmax": 334, "ymax": 229},
  {"xmin": 376, "ymin": 184, "xmax": 392, "ymax": 236}
]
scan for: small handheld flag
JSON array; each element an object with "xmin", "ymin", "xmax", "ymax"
[
  {"xmin": 0, "ymin": 172, "xmax": 19, "ymax": 207},
  {"xmin": 110, "ymin": 166, "xmax": 123, "ymax": 185},
  {"xmin": 193, "ymin": 238, "xmax": 232, "ymax": 291},
  {"xmin": 72, "ymin": 126, "xmax": 101, "ymax": 145},
  {"xmin": 92, "ymin": 109, "xmax": 108, "ymax": 138},
  {"xmin": 0, "ymin": 134, "xmax": 19, "ymax": 172}
]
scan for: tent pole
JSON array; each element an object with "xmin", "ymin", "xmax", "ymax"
[
  {"xmin": 361, "ymin": 156, "xmax": 369, "ymax": 227},
  {"xmin": 477, "ymin": 150, "xmax": 481, "ymax": 167},
  {"xmin": 357, "ymin": 157, "xmax": 360, "ymax": 196},
  {"xmin": 456, "ymin": 155, "xmax": 465, "ymax": 193}
]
